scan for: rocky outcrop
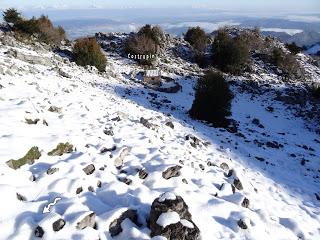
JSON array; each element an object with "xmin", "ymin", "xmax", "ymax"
[
  {"xmin": 6, "ymin": 146, "xmax": 41, "ymax": 170},
  {"xmin": 149, "ymin": 192, "xmax": 200, "ymax": 240},
  {"xmin": 162, "ymin": 165, "xmax": 182, "ymax": 180}
]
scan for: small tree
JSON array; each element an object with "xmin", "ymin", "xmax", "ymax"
[
  {"xmin": 138, "ymin": 24, "xmax": 164, "ymax": 45},
  {"xmin": 189, "ymin": 71, "xmax": 233, "ymax": 128},
  {"xmin": 272, "ymin": 47, "xmax": 301, "ymax": 79},
  {"xmin": 285, "ymin": 42, "xmax": 302, "ymax": 55},
  {"xmin": 3, "ymin": 8, "xmax": 22, "ymax": 25},
  {"xmin": 125, "ymin": 34, "xmax": 158, "ymax": 65},
  {"xmin": 37, "ymin": 15, "xmax": 66, "ymax": 45},
  {"xmin": 184, "ymin": 26, "xmax": 208, "ymax": 52},
  {"xmin": 73, "ymin": 38, "xmax": 107, "ymax": 72},
  {"xmin": 14, "ymin": 17, "xmax": 39, "ymax": 35},
  {"xmin": 212, "ymin": 29, "xmax": 249, "ymax": 74}
]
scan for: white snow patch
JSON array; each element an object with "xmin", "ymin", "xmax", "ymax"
[
  {"xmin": 158, "ymin": 192, "xmax": 177, "ymax": 202},
  {"xmin": 180, "ymin": 219, "xmax": 194, "ymax": 229},
  {"xmin": 156, "ymin": 212, "xmax": 180, "ymax": 228}
]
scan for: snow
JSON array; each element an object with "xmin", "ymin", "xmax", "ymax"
[
  {"xmin": 261, "ymin": 28, "xmax": 303, "ymax": 36},
  {"xmin": 306, "ymin": 43, "xmax": 320, "ymax": 55},
  {"xmin": 158, "ymin": 192, "xmax": 176, "ymax": 202},
  {"xmin": 0, "ymin": 33, "xmax": 319, "ymax": 240},
  {"xmin": 180, "ymin": 219, "xmax": 194, "ymax": 229},
  {"xmin": 156, "ymin": 212, "xmax": 181, "ymax": 228}
]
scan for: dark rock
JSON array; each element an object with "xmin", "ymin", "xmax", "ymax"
[
  {"xmin": 16, "ymin": 193, "xmax": 27, "ymax": 201},
  {"xmin": 97, "ymin": 180, "xmax": 102, "ymax": 188},
  {"xmin": 199, "ymin": 164, "xmax": 205, "ymax": 171},
  {"xmin": 266, "ymin": 141, "xmax": 283, "ymax": 149},
  {"xmin": 29, "ymin": 174, "xmax": 36, "ymax": 182},
  {"xmin": 185, "ymin": 134, "xmax": 201, "ymax": 148},
  {"xmin": 76, "ymin": 187, "xmax": 83, "ymax": 194},
  {"xmin": 226, "ymin": 169, "xmax": 234, "ymax": 177},
  {"xmin": 53, "ymin": 219, "xmax": 66, "ymax": 231},
  {"xmin": 34, "ymin": 226, "xmax": 44, "ymax": 238},
  {"xmin": 138, "ymin": 169, "xmax": 148, "ymax": 179},
  {"xmin": 109, "ymin": 209, "xmax": 139, "ymax": 237},
  {"xmin": 111, "ymin": 116, "xmax": 121, "ymax": 122},
  {"xmin": 25, "ymin": 118, "xmax": 40, "ymax": 125},
  {"xmin": 149, "ymin": 193, "xmax": 200, "ymax": 240},
  {"xmin": 252, "ymin": 118, "xmax": 264, "ymax": 128},
  {"xmin": 103, "ymin": 128, "xmax": 114, "ymax": 136},
  {"xmin": 48, "ymin": 106, "xmax": 62, "ymax": 113},
  {"xmin": 237, "ymin": 219, "xmax": 248, "ymax": 229},
  {"xmin": 140, "ymin": 117, "xmax": 157, "ymax": 130},
  {"xmin": 220, "ymin": 163, "xmax": 229, "ymax": 171},
  {"xmin": 100, "ymin": 145, "xmax": 116, "ymax": 153},
  {"xmin": 76, "ymin": 212, "xmax": 96, "ymax": 230},
  {"xmin": 315, "ymin": 193, "xmax": 320, "ymax": 201},
  {"xmin": 83, "ymin": 164, "xmax": 95, "ymax": 175},
  {"xmin": 241, "ymin": 198, "xmax": 250, "ymax": 208},
  {"xmin": 233, "ymin": 179, "xmax": 243, "ymax": 191},
  {"xmin": 118, "ymin": 177, "xmax": 132, "ymax": 185},
  {"xmin": 47, "ymin": 167, "xmax": 59, "ymax": 175},
  {"xmin": 165, "ymin": 121, "xmax": 175, "ymax": 129},
  {"xmin": 182, "ymin": 178, "xmax": 188, "ymax": 184},
  {"xmin": 162, "ymin": 165, "xmax": 182, "ymax": 179}
]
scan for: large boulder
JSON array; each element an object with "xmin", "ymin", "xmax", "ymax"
[{"xmin": 149, "ymin": 192, "xmax": 200, "ymax": 240}]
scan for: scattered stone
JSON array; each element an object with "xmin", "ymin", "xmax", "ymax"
[
  {"xmin": 83, "ymin": 164, "xmax": 95, "ymax": 175},
  {"xmin": 149, "ymin": 193, "xmax": 200, "ymax": 240},
  {"xmin": 48, "ymin": 106, "xmax": 62, "ymax": 113},
  {"xmin": 140, "ymin": 117, "xmax": 157, "ymax": 130},
  {"xmin": 165, "ymin": 121, "xmax": 174, "ymax": 129},
  {"xmin": 25, "ymin": 118, "xmax": 40, "ymax": 125},
  {"xmin": 241, "ymin": 198, "xmax": 250, "ymax": 208},
  {"xmin": 97, "ymin": 181, "xmax": 102, "ymax": 188},
  {"xmin": 76, "ymin": 187, "xmax": 83, "ymax": 194},
  {"xmin": 100, "ymin": 145, "xmax": 116, "ymax": 153},
  {"xmin": 47, "ymin": 167, "xmax": 59, "ymax": 175},
  {"xmin": 16, "ymin": 192, "xmax": 27, "ymax": 201},
  {"xmin": 185, "ymin": 134, "xmax": 201, "ymax": 148},
  {"xmin": 48, "ymin": 142, "xmax": 74, "ymax": 156},
  {"xmin": 220, "ymin": 162, "xmax": 229, "ymax": 171},
  {"xmin": 52, "ymin": 219, "xmax": 66, "ymax": 232},
  {"xmin": 315, "ymin": 193, "xmax": 320, "ymax": 201},
  {"xmin": 34, "ymin": 226, "xmax": 45, "ymax": 238},
  {"xmin": 76, "ymin": 212, "xmax": 96, "ymax": 230},
  {"xmin": 114, "ymin": 147, "xmax": 130, "ymax": 169},
  {"xmin": 162, "ymin": 165, "xmax": 182, "ymax": 180},
  {"xmin": 237, "ymin": 219, "xmax": 248, "ymax": 229},
  {"xmin": 42, "ymin": 119, "xmax": 49, "ymax": 126},
  {"xmin": 266, "ymin": 106, "xmax": 274, "ymax": 112},
  {"xmin": 182, "ymin": 178, "xmax": 188, "ymax": 184},
  {"xmin": 118, "ymin": 177, "xmax": 132, "ymax": 185},
  {"xmin": 103, "ymin": 128, "xmax": 114, "ymax": 136},
  {"xmin": 226, "ymin": 169, "xmax": 234, "ymax": 177},
  {"xmin": 266, "ymin": 141, "xmax": 283, "ymax": 149},
  {"xmin": 109, "ymin": 209, "xmax": 139, "ymax": 237},
  {"xmin": 252, "ymin": 118, "xmax": 264, "ymax": 128},
  {"xmin": 6, "ymin": 146, "xmax": 41, "ymax": 170},
  {"xmin": 88, "ymin": 186, "xmax": 94, "ymax": 192},
  {"xmin": 29, "ymin": 174, "xmax": 36, "ymax": 182},
  {"xmin": 138, "ymin": 169, "xmax": 148, "ymax": 179},
  {"xmin": 35, "ymin": 213, "xmax": 65, "ymax": 238},
  {"xmin": 199, "ymin": 164, "xmax": 205, "ymax": 171},
  {"xmin": 111, "ymin": 116, "xmax": 121, "ymax": 122},
  {"xmin": 233, "ymin": 179, "xmax": 243, "ymax": 191}
]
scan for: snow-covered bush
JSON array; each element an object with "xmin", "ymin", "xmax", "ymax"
[
  {"xmin": 73, "ymin": 38, "xmax": 107, "ymax": 72},
  {"xmin": 212, "ymin": 28, "xmax": 249, "ymax": 74},
  {"xmin": 189, "ymin": 71, "xmax": 233, "ymax": 128},
  {"xmin": 184, "ymin": 26, "xmax": 208, "ymax": 52}
]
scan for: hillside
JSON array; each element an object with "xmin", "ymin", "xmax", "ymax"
[{"xmin": 0, "ymin": 30, "xmax": 319, "ymax": 240}]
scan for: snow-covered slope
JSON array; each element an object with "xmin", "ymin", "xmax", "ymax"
[{"xmin": 0, "ymin": 33, "xmax": 319, "ymax": 240}]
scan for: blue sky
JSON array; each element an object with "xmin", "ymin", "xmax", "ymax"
[{"xmin": 0, "ymin": 0, "xmax": 319, "ymax": 12}]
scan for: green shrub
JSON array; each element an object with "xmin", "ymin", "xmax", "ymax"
[
  {"xmin": 272, "ymin": 47, "xmax": 301, "ymax": 79},
  {"xmin": 137, "ymin": 24, "xmax": 164, "ymax": 45},
  {"xmin": 73, "ymin": 37, "xmax": 107, "ymax": 72},
  {"xmin": 3, "ymin": 8, "xmax": 22, "ymax": 25},
  {"xmin": 184, "ymin": 26, "xmax": 208, "ymax": 52},
  {"xmin": 125, "ymin": 34, "xmax": 158, "ymax": 65},
  {"xmin": 189, "ymin": 71, "xmax": 233, "ymax": 128},
  {"xmin": 285, "ymin": 42, "xmax": 302, "ymax": 55},
  {"xmin": 14, "ymin": 18, "xmax": 39, "ymax": 35},
  {"xmin": 36, "ymin": 15, "xmax": 66, "ymax": 45},
  {"xmin": 212, "ymin": 29, "xmax": 249, "ymax": 74}
]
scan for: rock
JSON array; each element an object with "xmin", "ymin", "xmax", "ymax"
[
  {"xmin": 83, "ymin": 164, "xmax": 95, "ymax": 175},
  {"xmin": 48, "ymin": 106, "xmax": 62, "ymax": 113},
  {"xmin": 35, "ymin": 213, "xmax": 65, "ymax": 238},
  {"xmin": 199, "ymin": 164, "xmax": 205, "ymax": 171},
  {"xmin": 138, "ymin": 168, "xmax": 149, "ymax": 179},
  {"xmin": 25, "ymin": 118, "xmax": 40, "ymax": 124},
  {"xmin": 237, "ymin": 219, "xmax": 248, "ymax": 229},
  {"xmin": 103, "ymin": 128, "xmax": 114, "ymax": 136},
  {"xmin": 266, "ymin": 141, "xmax": 283, "ymax": 149},
  {"xmin": 109, "ymin": 209, "xmax": 139, "ymax": 237},
  {"xmin": 226, "ymin": 169, "xmax": 234, "ymax": 177},
  {"xmin": 76, "ymin": 212, "xmax": 96, "ymax": 230},
  {"xmin": 34, "ymin": 226, "xmax": 45, "ymax": 238},
  {"xmin": 140, "ymin": 117, "xmax": 158, "ymax": 130},
  {"xmin": 111, "ymin": 116, "xmax": 121, "ymax": 122},
  {"xmin": 29, "ymin": 174, "xmax": 36, "ymax": 182},
  {"xmin": 118, "ymin": 177, "xmax": 132, "ymax": 185},
  {"xmin": 16, "ymin": 192, "xmax": 27, "ymax": 201},
  {"xmin": 6, "ymin": 146, "xmax": 41, "ymax": 170},
  {"xmin": 233, "ymin": 179, "xmax": 243, "ymax": 191},
  {"xmin": 47, "ymin": 167, "xmax": 59, "ymax": 175},
  {"xmin": 252, "ymin": 118, "xmax": 264, "ymax": 128},
  {"xmin": 114, "ymin": 147, "xmax": 130, "ymax": 169},
  {"xmin": 149, "ymin": 192, "xmax": 200, "ymax": 240},
  {"xmin": 100, "ymin": 145, "xmax": 116, "ymax": 153},
  {"xmin": 48, "ymin": 142, "xmax": 74, "ymax": 156},
  {"xmin": 185, "ymin": 134, "xmax": 201, "ymax": 148},
  {"xmin": 182, "ymin": 178, "xmax": 188, "ymax": 184},
  {"xmin": 241, "ymin": 198, "xmax": 250, "ymax": 208},
  {"xmin": 165, "ymin": 121, "xmax": 174, "ymax": 129},
  {"xmin": 97, "ymin": 180, "xmax": 102, "ymax": 188},
  {"xmin": 58, "ymin": 68, "xmax": 72, "ymax": 78},
  {"xmin": 53, "ymin": 219, "xmax": 66, "ymax": 231},
  {"xmin": 43, "ymin": 119, "xmax": 49, "ymax": 126},
  {"xmin": 76, "ymin": 187, "xmax": 83, "ymax": 194},
  {"xmin": 220, "ymin": 162, "xmax": 229, "ymax": 171},
  {"xmin": 162, "ymin": 165, "xmax": 182, "ymax": 180}
]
